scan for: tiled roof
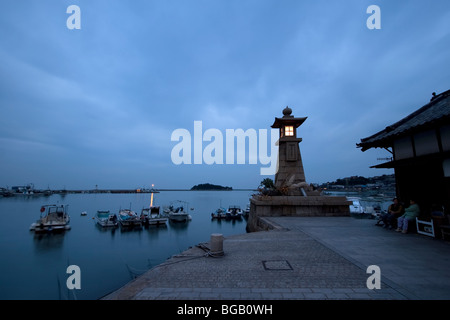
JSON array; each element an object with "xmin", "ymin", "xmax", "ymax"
[{"xmin": 357, "ymin": 89, "xmax": 450, "ymax": 151}]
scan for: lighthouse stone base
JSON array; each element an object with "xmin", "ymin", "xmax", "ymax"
[{"xmin": 246, "ymin": 194, "xmax": 351, "ymax": 232}]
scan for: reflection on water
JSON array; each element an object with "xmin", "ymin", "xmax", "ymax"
[
  {"xmin": 33, "ymin": 233, "xmax": 66, "ymax": 252},
  {"xmin": 168, "ymin": 220, "xmax": 190, "ymax": 230},
  {"xmin": 0, "ymin": 191, "xmax": 251, "ymax": 300}
]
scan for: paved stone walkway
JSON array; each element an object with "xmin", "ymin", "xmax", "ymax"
[
  {"xmin": 103, "ymin": 216, "xmax": 450, "ymax": 300},
  {"xmin": 274, "ymin": 216, "xmax": 450, "ymax": 300}
]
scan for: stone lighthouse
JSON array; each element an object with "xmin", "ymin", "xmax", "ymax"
[
  {"xmin": 247, "ymin": 106, "xmax": 351, "ymax": 232},
  {"xmin": 271, "ymin": 106, "xmax": 310, "ymax": 196}
]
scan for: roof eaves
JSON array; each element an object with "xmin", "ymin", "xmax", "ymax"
[{"xmin": 357, "ymin": 89, "xmax": 450, "ymax": 151}]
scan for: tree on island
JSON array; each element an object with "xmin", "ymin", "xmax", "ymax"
[{"xmin": 191, "ymin": 183, "xmax": 232, "ymax": 191}]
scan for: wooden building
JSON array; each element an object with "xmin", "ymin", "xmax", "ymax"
[{"xmin": 357, "ymin": 89, "xmax": 450, "ymax": 214}]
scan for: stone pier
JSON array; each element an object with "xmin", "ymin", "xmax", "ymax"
[{"xmin": 247, "ymin": 194, "xmax": 351, "ymax": 232}]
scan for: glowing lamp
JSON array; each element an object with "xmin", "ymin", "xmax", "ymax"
[{"xmin": 285, "ymin": 126, "xmax": 294, "ymax": 137}]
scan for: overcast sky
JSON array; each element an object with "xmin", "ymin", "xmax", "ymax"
[{"xmin": 1, "ymin": 0, "xmax": 449, "ymax": 190}]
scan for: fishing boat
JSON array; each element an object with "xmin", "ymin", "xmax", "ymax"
[
  {"xmin": 348, "ymin": 197, "xmax": 381, "ymax": 219},
  {"xmin": 118, "ymin": 209, "xmax": 142, "ymax": 228},
  {"xmin": 81, "ymin": 211, "xmax": 87, "ymax": 216},
  {"xmin": 348, "ymin": 197, "xmax": 365, "ymax": 214},
  {"xmin": 95, "ymin": 210, "xmax": 118, "ymax": 228},
  {"xmin": 30, "ymin": 204, "xmax": 71, "ymax": 233},
  {"xmin": 164, "ymin": 201, "xmax": 191, "ymax": 222},
  {"xmin": 243, "ymin": 204, "xmax": 250, "ymax": 217},
  {"xmin": 140, "ymin": 206, "xmax": 167, "ymax": 226},
  {"xmin": 0, "ymin": 188, "xmax": 14, "ymax": 197},
  {"xmin": 226, "ymin": 205, "xmax": 243, "ymax": 219},
  {"xmin": 211, "ymin": 207, "xmax": 227, "ymax": 220},
  {"xmin": 140, "ymin": 186, "xmax": 167, "ymax": 226}
]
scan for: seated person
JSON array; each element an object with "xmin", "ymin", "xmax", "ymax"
[
  {"xmin": 379, "ymin": 198, "xmax": 403, "ymax": 229},
  {"xmin": 396, "ymin": 199, "xmax": 420, "ymax": 234}
]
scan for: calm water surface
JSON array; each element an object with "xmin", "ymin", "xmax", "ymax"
[{"xmin": 0, "ymin": 190, "xmax": 253, "ymax": 300}]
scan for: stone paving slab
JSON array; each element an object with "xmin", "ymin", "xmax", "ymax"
[
  {"xmin": 103, "ymin": 218, "xmax": 414, "ymax": 300},
  {"xmin": 269, "ymin": 217, "xmax": 450, "ymax": 300}
]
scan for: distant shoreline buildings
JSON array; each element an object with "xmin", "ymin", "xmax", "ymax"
[
  {"xmin": 1, "ymin": 173, "xmax": 397, "ymax": 197},
  {"xmin": 319, "ymin": 174, "xmax": 396, "ymax": 192}
]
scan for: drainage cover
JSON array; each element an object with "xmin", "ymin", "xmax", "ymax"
[{"xmin": 262, "ymin": 260, "xmax": 293, "ymax": 271}]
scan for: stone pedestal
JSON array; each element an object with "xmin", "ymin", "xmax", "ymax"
[
  {"xmin": 275, "ymin": 137, "xmax": 306, "ymax": 194},
  {"xmin": 247, "ymin": 194, "xmax": 351, "ymax": 232}
]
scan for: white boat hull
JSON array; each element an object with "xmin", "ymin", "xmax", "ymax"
[
  {"xmin": 96, "ymin": 217, "xmax": 118, "ymax": 228},
  {"xmin": 168, "ymin": 213, "xmax": 190, "ymax": 222},
  {"xmin": 119, "ymin": 219, "xmax": 142, "ymax": 227},
  {"xmin": 30, "ymin": 222, "xmax": 71, "ymax": 233},
  {"xmin": 147, "ymin": 218, "xmax": 168, "ymax": 225},
  {"xmin": 226, "ymin": 206, "xmax": 243, "ymax": 219},
  {"xmin": 164, "ymin": 201, "xmax": 191, "ymax": 222}
]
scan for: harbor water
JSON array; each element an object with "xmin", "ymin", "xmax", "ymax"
[{"xmin": 0, "ymin": 190, "xmax": 253, "ymax": 300}]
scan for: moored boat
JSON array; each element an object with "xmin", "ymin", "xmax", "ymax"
[
  {"xmin": 226, "ymin": 205, "xmax": 243, "ymax": 219},
  {"xmin": 348, "ymin": 197, "xmax": 365, "ymax": 214},
  {"xmin": 30, "ymin": 204, "xmax": 71, "ymax": 233},
  {"xmin": 95, "ymin": 210, "xmax": 118, "ymax": 228},
  {"xmin": 211, "ymin": 207, "xmax": 227, "ymax": 220},
  {"xmin": 347, "ymin": 197, "xmax": 381, "ymax": 219},
  {"xmin": 118, "ymin": 209, "xmax": 142, "ymax": 228},
  {"xmin": 164, "ymin": 201, "xmax": 191, "ymax": 222},
  {"xmin": 141, "ymin": 185, "xmax": 167, "ymax": 226},
  {"xmin": 140, "ymin": 206, "xmax": 167, "ymax": 226},
  {"xmin": 243, "ymin": 204, "xmax": 250, "ymax": 217}
]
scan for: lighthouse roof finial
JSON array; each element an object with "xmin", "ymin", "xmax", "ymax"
[
  {"xmin": 282, "ymin": 106, "xmax": 293, "ymax": 117},
  {"xmin": 271, "ymin": 106, "xmax": 307, "ymax": 129}
]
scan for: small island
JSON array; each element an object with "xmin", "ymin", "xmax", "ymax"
[{"xmin": 190, "ymin": 183, "xmax": 232, "ymax": 191}]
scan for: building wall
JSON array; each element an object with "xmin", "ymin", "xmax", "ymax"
[
  {"xmin": 391, "ymin": 123, "xmax": 450, "ymax": 214},
  {"xmin": 394, "ymin": 158, "xmax": 449, "ymax": 214}
]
